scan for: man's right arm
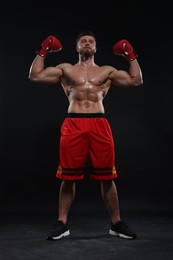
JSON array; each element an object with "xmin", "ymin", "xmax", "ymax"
[{"xmin": 28, "ymin": 35, "xmax": 63, "ymax": 84}]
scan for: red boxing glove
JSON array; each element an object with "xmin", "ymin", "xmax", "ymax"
[
  {"xmin": 37, "ymin": 35, "xmax": 62, "ymax": 58},
  {"xmin": 112, "ymin": 39, "xmax": 137, "ymax": 61}
]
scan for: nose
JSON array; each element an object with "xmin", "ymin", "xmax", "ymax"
[{"xmin": 85, "ymin": 42, "xmax": 90, "ymax": 45}]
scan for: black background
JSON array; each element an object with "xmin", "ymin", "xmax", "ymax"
[{"xmin": 0, "ymin": 2, "xmax": 172, "ymax": 210}]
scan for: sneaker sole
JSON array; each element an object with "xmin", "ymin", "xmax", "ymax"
[
  {"xmin": 109, "ymin": 229, "xmax": 136, "ymax": 239},
  {"xmin": 47, "ymin": 230, "xmax": 70, "ymax": 240}
]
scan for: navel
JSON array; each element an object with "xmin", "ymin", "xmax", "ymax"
[{"xmin": 83, "ymin": 101, "xmax": 90, "ymax": 108}]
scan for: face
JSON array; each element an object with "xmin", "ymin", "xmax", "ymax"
[{"xmin": 76, "ymin": 35, "xmax": 97, "ymax": 57}]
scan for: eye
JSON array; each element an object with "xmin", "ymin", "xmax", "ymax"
[
  {"xmin": 89, "ymin": 40, "xmax": 94, "ymax": 44},
  {"xmin": 81, "ymin": 39, "xmax": 87, "ymax": 44}
]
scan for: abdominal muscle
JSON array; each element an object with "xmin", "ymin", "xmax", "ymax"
[
  {"xmin": 66, "ymin": 85, "xmax": 105, "ymax": 114},
  {"xmin": 68, "ymin": 99, "xmax": 105, "ymax": 113}
]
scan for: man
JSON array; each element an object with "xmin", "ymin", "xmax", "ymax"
[{"xmin": 28, "ymin": 31, "xmax": 143, "ymax": 240}]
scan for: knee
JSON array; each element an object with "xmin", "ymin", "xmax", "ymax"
[{"xmin": 62, "ymin": 180, "xmax": 75, "ymax": 190}]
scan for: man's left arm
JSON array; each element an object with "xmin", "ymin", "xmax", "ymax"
[{"xmin": 109, "ymin": 39, "xmax": 143, "ymax": 88}]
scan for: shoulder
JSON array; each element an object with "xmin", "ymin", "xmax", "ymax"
[
  {"xmin": 101, "ymin": 65, "xmax": 116, "ymax": 70},
  {"xmin": 55, "ymin": 62, "xmax": 73, "ymax": 69},
  {"xmin": 100, "ymin": 65, "xmax": 118, "ymax": 74}
]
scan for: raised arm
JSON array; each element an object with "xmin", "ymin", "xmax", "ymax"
[
  {"xmin": 28, "ymin": 35, "xmax": 63, "ymax": 84},
  {"xmin": 109, "ymin": 39, "xmax": 143, "ymax": 88}
]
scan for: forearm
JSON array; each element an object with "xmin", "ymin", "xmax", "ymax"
[
  {"xmin": 28, "ymin": 55, "xmax": 45, "ymax": 81},
  {"xmin": 28, "ymin": 35, "xmax": 62, "ymax": 83},
  {"xmin": 112, "ymin": 39, "xmax": 143, "ymax": 87},
  {"xmin": 129, "ymin": 59, "xmax": 143, "ymax": 86}
]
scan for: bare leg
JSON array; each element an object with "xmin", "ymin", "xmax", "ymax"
[
  {"xmin": 58, "ymin": 180, "xmax": 76, "ymax": 224},
  {"xmin": 100, "ymin": 180, "xmax": 121, "ymax": 224}
]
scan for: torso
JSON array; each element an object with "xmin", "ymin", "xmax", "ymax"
[{"xmin": 59, "ymin": 63, "xmax": 113, "ymax": 113}]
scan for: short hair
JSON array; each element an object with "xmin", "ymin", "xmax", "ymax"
[{"xmin": 76, "ymin": 31, "xmax": 96, "ymax": 43}]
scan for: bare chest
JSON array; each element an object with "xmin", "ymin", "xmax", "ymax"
[{"xmin": 64, "ymin": 66, "xmax": 108, "ymax": 86}]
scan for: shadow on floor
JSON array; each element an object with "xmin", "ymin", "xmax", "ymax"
[{"xmin": 0, "ymin": 195, "xmax": 173, "ymax": 260}]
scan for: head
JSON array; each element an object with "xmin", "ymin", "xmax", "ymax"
[{"xmin": 76, "ymin": 31, "xmax": 97, "ymax": 58}]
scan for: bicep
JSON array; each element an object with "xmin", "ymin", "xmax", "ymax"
[
  {"xmin": 38, "ymin": 66, "xmax": 63, "ymax": 84},
  {"xmin": 109, "ymin": 69, "xmax": 132, "ymax": 88}
]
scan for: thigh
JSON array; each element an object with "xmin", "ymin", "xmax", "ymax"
[
  {"xmin": 57, "ymin": 118, "xmax": 89, "ymax": 180},
  {"xmin": 88, "ymin": 118, "xmax": 117, "ymax": 180}
]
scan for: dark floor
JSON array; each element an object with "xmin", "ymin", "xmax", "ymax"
[{"xmin": 0, "ymin": 195, "xmax": 173, "ymax": 260}]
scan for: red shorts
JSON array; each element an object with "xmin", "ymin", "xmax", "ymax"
[{"xmin": 56, "ymin": 113, "xmax": 118, "ymax": 180}]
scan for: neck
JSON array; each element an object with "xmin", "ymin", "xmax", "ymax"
[{"xmin": 78, "ymin": 55, "xmax": 96, "ymax": 67}]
